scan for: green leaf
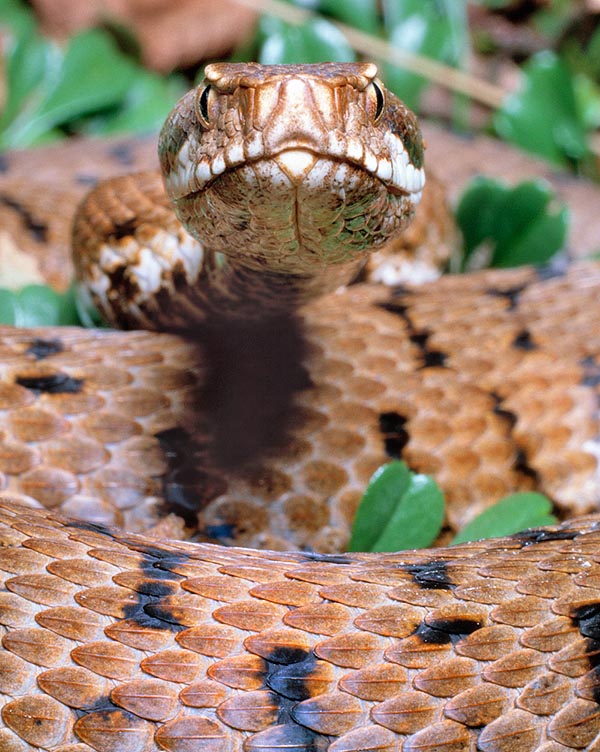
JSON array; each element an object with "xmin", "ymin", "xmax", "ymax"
[
  {"xmin": 318, "ymin": 0, "xmax": 380, "ymax": 34},
  {"xmin": 348, "ymin": 461, "xmax": 445, "ymax": 552},
  {"xmin": 383, "ymin": 0, "xmax": 468, "ymax": 111},
  {"xmin": 1, "ymin": 28, "xmax": 137, "ymax": 148},
  {"xmin": 574, "ymin": 74, "xmax": 600, "ymax": 131},
  {"xmin": 0, "ymin": 285, "xmax": 82, "ymax": 327},
  {"xmin": 455, "ymin": 177, "xmax": 569, "ymax": 270},
  {"xmin": 454, "ymin": 176, "xmax": 506, "ymax": 262},
  {"xmin": 80, "ymin": 72, "xmax": 185, "ymax": 136},
  {"xmin": 0, "ymin": 0, "xmax": 36, "ymax": 36},
  {"xmin": 0, "ymin": 23, "xmax": 54, "ymax": 134},
  {"xmin": 259, "ymin": 17, "xmax": 355, "ymax": 64},
  {"xmin": 452, "ymin": 492, "xmax": 556, "ymax": 545},
  {"xmin": 494, "ymin": 51, "xmax": 590, "ymax": 166},
  {"xmin": 0, "ymin": 289, "xmax": 20, "ymax": 325},
  {"xmin": 0, "ymin": 13, "xmax": 39, "ymax": 103},
  {"xmin": 471, "ymin": 0, "xmax": 511, "ymax": 6}
]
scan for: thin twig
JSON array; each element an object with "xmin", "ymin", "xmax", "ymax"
[{"xmin": 232, "ymin": 0, "xmax": 507, "ymax": 110}]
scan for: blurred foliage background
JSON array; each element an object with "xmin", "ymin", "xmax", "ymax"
[{"xmin": 1, "ymin": 0, "xmax": 599, "ymax": 174}]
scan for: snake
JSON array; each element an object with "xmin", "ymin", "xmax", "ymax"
[{"xmin": 2, "ymin": 61, "xmax": 600, "ymax": 750}]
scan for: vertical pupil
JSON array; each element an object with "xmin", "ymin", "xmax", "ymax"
[
  {"xmin": 199, "ymin": 85, "xmax": 212, "ymax": 122},
  {"xmin": 374, "ymin": 83, "xmax": 384, "ymax": 120}
]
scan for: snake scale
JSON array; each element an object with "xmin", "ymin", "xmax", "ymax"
[{"xmin": 2, "ymin": 62, "xmax": 600, "ymax": 750}]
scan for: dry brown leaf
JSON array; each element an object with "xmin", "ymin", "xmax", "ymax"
[{"xmin": 31, "ymin": 0, "xmax": 257, "ymax": 72}]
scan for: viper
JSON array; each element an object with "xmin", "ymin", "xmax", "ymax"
[{"xmin": 2, "ymin": 62, "xmax": 600, "ymax": 750}]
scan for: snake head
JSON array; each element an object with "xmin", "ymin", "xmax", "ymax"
[{"xmin": 159, "ymin": 62, "xmax": 425, "ymax": 282}]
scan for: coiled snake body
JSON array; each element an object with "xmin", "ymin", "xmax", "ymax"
[{"xmin": 2, "ymin": 62, "xmax": 600, "ymax": 750}]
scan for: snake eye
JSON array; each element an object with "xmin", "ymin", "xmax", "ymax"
[
  {"xmin": 367, "ymin": 80, "xmax": 386, "ymax": 123},
  {"xmin": 196, "ymin": 84, "xmax": 214, "ymax": 128}
]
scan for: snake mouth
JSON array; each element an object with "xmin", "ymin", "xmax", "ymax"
[
  {"xmin": 272, "ymin": 147, "xmax": 423, "ymax": 198},
  {"xmin": 168, "ymin": 143, "xmax": 424, "ymax": 204}
]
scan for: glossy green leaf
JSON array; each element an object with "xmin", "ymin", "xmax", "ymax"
[
  {"xmin": 32, "ymin": 30, "xmax": 136, "ymax": 131},
  {"xmin": 452, "ymin": 492, "xmax": 556, "ymax": 544},
  {"xmin": 574, "ymin": 74, "xmax": 600, "ymax": 131},
  {"xmin": 1, "ymin": 28, "xmax": 137, "ymax": 147},
  {"xmin": 455, "ymin": 177, "xmax": 569, "ymax": 270},
  {"xmin": 259, "ymin": 17, "xmax": 355, "ymax": 64},
  {"xmin": 348, "ymin": 461, "xmax": 444, "ymax": 552},
  {"xmin": 317, "ymin": 0, "xmax": 380, "ymax": 34},
  {"xmin": 0, "ymin": 0, "xmax": 36, "ymax": 38},
  {"xmin": 0, "ymin": 289, "xmax": 20, "ymax": 325},
  {"xmin": 471, "ymin": 0, "xmax": 511, "ymax": 6},
  {"xmin": 454, "ymin": 176, "xmax": 506, "ymax": 263},
  {"xmin": 383, "ymin": 0, "xmax": 468, "ymax": 110},
  {"xmin": 0, "ymin": 285, "xmax": 82, "ymax": 327},
  {"xmin": 494, "ymin": 51, "xmax": 590, "ymax": 166},
  {"xmin": 0, "ymin": 4, "xmax": 49, "ymax": 131},
  {"xmin": 81, "ymin": 72, "xmax": 185, "ymax": 136}
]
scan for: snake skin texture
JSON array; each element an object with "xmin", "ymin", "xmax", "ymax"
[
  {"xmin": 1, "ymin": 62, "xmax": 600, "ymax": 749},
  {"xmin": 3, "ymin": 502, "xmax": 600, "ymax": 751}
]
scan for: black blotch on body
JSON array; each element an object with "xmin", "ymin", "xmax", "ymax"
[
  {"xmin": 155, "ymin": 427, "xmax": 227, "ymax": 527},
  {"xmin": 68, "ymin": 517, "xmax": 188, "ymax": 632},
  {"xmin": 414, "ymin": 622, "xmax": 452, "ymax": 645},
  {"xmin": 68, "ymin": 517, "xmax": 118, "ymax": 537},
  {"xmin": 422, "ymin": 349, "xmax": 448, "ymax": 368},
  {"xmin": 571, "ymin": 606, "xmax": 600, "ymax": 703},
  {"xmin": 514, "ymin": 448, "xmax": 540, "ymax": 483},
  {"xmin": 16, "ymin": 373, "xmax": 83, "ymax": 394},
  {"xmin": 403, "ymin": 560, "xmax": 452, "ymax": 590},
  {"xmin": 486, "ymin": 283, "xmax": 527, "ymax": 311},
  {"xmin": 572, "ymin": 604, "xmax": 600, "ymax": 642},
  {"xmin": 512, "ymin": 329, "xmax": 537, "ymax": 351},
  {"xmin": 263, "ymin": 647, "xmax": 329, "ymax": 748},
  {"xmin": 379, "ymin": 411, "xmax": 410, "ymax": 457},
  {"xmin": 266, "ymin": 644, "xmax": 314, "ymax": 667},
  {"xmin": 378, "ymin": 300, "xmax": 410, "ymax": 319},
  {"xmin": 409, "ymin": 332, "xmax": 428, "ymax": 348},
  {"xmin": 378, "ymin": 301, "xmax": 448, "ymax": 370},
  {"xmin": 414, "ymin": 616, "xmax": 482, "ymax": 645},
  {"xmin": 0, "ymin": 193, "xmax": 48, "ymax": 242},
  {"xmin": 491, "ymin": 391, "xmax": 518, "ymax": 429},
  {"xmin": 512, "ymin": 527, "xmax": 578, "ymax": 545},
  {"xmin": 266, "ymin": 649, "xmax": 319, "ymax": 701},
  {"xmin": 0, "ymin": 154, "xmax": 9, "ymax": 173},
  {"xmin": 26, "ymin": 338, "xmax": 64, "ymax": 360},
  {"xmin": 491, "ymin": 391, "xmax": 539, "ymax": 482},
  {"xmin": 110, "ymin": 217, "xmax": 138, "ymax": 241},
  {"xmin": 123, "ymin": 551, "xmax": 186, "ymax": 631}
]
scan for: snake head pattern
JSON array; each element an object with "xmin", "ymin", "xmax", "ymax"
[{"xmin": 158, "ymin": 62, "xmax": 425, "ymax": 283}]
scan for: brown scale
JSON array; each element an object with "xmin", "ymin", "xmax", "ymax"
[
  {"xmin": 0, "ymin": 263, "xmax": 598, "ymax": 552},
  {"xmin": 1, "ymin": 502, "xmax": 600, "ymax": 750}
]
